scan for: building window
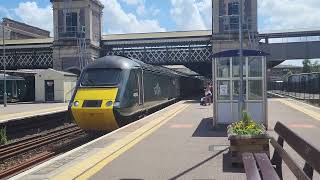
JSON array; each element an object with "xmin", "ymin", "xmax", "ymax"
[
  {"xmin": 228, "ymin": 2, "xmax": 239, "ymax": 15},
  {"xmin": 248, "ymin": 80, "xmax": 263, "ymax": 100},
  {"xmin": 66, "ymin": 12, "xmax": 78, "ymax": 32},
  {"xmin": 217, "ymin": 58, "xmax": 230, "ymax": 78},
  {"xmin": 229, "ymin": 17, "xmax": 239, "ymax": 31}
]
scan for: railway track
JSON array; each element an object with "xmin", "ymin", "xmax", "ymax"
[{"xmin": 0, "ymin": 124, "xmax": 85, "ymax": 179}]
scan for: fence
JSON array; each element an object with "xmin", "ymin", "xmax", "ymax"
[{"xmin": 268, "ymin": 79, "xmax": 320, "ymax": 106}]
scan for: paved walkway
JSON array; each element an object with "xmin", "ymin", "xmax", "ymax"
[
  {"xmin": 90, "ymin": 102, "xmax": 240, "ymax": 180},
  {"xmin": 0, "ymin": 102, "xmax": 68, "ymax": 123},
  {"xmin": 11, "ymin": 98, "xmax": 320, "ymax": 180},
  {"xmin": 268, "ymin": 98, "xmax": 320, "ymax": 179}
]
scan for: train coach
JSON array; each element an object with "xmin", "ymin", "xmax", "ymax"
[
  {"xmin": 69, "ymin": 55, "xmax": 203, "ymax": 132},
  {"xmin": 286, "ymin": 73, "xmax": 320, "ymax": 94}
]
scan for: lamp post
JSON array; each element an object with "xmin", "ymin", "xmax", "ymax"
[
  {"xmin": 2, "ymin": 19, "xmax": 7, "ymax": 107},
  {"xmin": 238, "ymin": 0, "xmax": 244, "ymax": 118}
]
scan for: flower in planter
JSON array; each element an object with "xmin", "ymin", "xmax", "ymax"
[{"xmin": 229, "ymin": 111, "xmax": 265, "ymax": 136}]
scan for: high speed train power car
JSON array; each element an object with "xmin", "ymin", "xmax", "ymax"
[{"xmin": 69, "ymin": 55, "xmax": 203, "ymax": 131}]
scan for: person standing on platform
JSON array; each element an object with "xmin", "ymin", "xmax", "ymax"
[
  {"xmin": 209, "ymin": 83, "xmax": 213, "ymax": 102},
  {"xmin": 205, "ymin": 84, "xmax": 212, "ymax": 106}
]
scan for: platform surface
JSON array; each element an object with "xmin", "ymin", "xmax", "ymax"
[
  {"xmin": 11, "ymin": 98, "xmax": 320, "ymax": 180},
  {"xmin": 0, "ymin": 102, "xmax": 68, "ymax": 123}
]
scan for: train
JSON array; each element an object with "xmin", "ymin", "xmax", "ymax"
[
  {"xmin": 285, "ymin": 73, "xmax": 320, "ymax": 94},
  {"xmin": 69, "ymin": 55, "xmax": 203, "ymax": 131}
]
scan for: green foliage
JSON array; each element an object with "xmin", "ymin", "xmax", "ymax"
[
  {"xmin": 230, "ymin": 111, "xmax": 265, "ymax": 136},
  {"xmin": 0, "ymin": 127, "xmax": 7, "ymax": 145},
  {"xmin": 282, "ymin": 70, "xmax": 293, "ymax": 81},
  {"xmin": 311, "ymin": 61, "xmax": 320, "ymax": 72},
  {"xmin": 302, "ymin": 59, "xmax": 312, "ymax": 73}
]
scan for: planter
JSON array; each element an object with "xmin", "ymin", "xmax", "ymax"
[{"xmin": 227, "ymin": 125, "xmax": 270, "ymax": 165}]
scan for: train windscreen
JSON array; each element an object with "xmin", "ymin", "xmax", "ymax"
[{"xmin": 81, "ymin": 68, "xmax": 121, "ymax": 86}]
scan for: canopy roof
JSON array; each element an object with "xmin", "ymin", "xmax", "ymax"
[
  {"xmin": 213, "ymin": 49, "xmax": 269, "ymax": 58},
  {"xmin": 0, "ymin": 74, "xmax": 24, "ymax": 81}
]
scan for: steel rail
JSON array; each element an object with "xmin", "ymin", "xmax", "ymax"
[{"xmin": 0, "ymin": 125, "xmax": 85, "ymax": 179}]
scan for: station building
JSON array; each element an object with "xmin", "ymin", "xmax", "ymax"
[
  {"xmin": 35, "ymin": 69, "xmax": 77, "ymax": 102},
  {"xmin": 0, "ymin": 18, "xmax": 50, "ymax": 40}
]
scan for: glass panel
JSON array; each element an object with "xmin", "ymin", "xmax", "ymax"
[
  {"xmin": 248, "ymin": 57, "xmax": 262, "ymax": 77},
  {"xmin": 218, "ymin": 81, "xmax": 230, "ymax": 100},
  {"xmin": 66, "ymin": 12, "xmax": 78, "ymax": 32},
  {"xmin": 249, "ymin": 80, "xmax": 263, "ymax": 100},
  {"xmin": 233, "ymin": 80, "xmax": 246, "ymax": 100},
  {"xmin": 230, "ymin": 17, "xmax": 239, "ymax": 31},
  {"xmin": 228, "ymin": 2, "xmax": 239, "ymax": 15},
  {"xmin": 217, "ymin": 58, "xmax": 230, "ymax": 78},
  {"xmin": 232, "ymin": 57, "xmax": 246, "ymax": 78},
  {"xmin": 81, "ymin": 68, "xmax": 122, "ymax": 86}
]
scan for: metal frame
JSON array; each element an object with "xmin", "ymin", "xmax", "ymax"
[
  {"xmin": 0, "ymin": 48, "xmax": 53, "ymax": 69},
  {"xmin": 102, "ymin": 41, "xmax": 212, "ymax": 65},
  {"xmin": 213, "ymin": 55, "xmax": 267, "ymax": 126}
]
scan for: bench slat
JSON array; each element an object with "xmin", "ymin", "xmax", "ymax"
[
  {"xmin": 242, "ymin": 153, "xmax": 261, "ymax": 180},
  {"xmin": 274, "ymin": 122, "xmax": 320, "ymax": 174},
  {"xmin": 254, "ymin": 153, "xmax": 280, "ymax": 180},
  {"xmin": 270, "ymin": 137, "xmax": 310, "ymax": 180}
]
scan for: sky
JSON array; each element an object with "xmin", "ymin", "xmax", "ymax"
[{"xmin": 1, "ymin": 0, "xmax": 320, "ymax": 65}]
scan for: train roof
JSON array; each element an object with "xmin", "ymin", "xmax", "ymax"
[{"xmin": 86, "ymin": 55, "xmax": 189, "ymax": 77}]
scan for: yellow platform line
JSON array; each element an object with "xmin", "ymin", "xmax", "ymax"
[
  {"xmin": 51, "ymin": 103, "xmax": 190, "ymax": 180},
  {"xmin": 0, "ymin": 106, "xmax": 67, "ymax": 121},
  {"xmin": 277, "ymin": 99, "xmax": 320, "ymax": 122}
]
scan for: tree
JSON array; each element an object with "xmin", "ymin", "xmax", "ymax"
[
  {"xmin": 311, "ymin": 61, "xmax": 320, "ymax": 72},
  {"xmin": 302, "ymin": 59, "xmax": 311, "ymax": 73},
  {"xmin": 282, "ymin": 70, "xmax": 292, "ymax": 81}
]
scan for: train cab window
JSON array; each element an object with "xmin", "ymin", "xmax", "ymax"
[{"xmin": 81, "ymin": 69, "xmax": 121, "ymax": 86}]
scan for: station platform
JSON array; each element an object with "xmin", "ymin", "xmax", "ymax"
[
  {"xmin": 0, "ymin": 103, "xmax": 68, "ymax": 123},
  {"xmin": 11, "ymin": 98, "xmax": 320, "ymax": 180}
]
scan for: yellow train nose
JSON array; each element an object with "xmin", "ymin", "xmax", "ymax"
[{"xmin": 71, "ymin": 88, "xmax": 119, "ymax": 131}]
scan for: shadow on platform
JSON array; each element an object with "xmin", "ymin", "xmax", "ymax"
[
  {"xmin": 222, "ymin": 152, "xmax": 245, "ymax": 173},
  {"xmin": 169, "ymin": 147, "xmax": 229, "ymax": 180},
  {"xmin": 192, "ymin": 118, "xmax": 228, "ymax": 137}
]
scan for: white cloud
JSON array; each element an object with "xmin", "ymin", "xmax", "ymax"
[
  {"xmin": 196, "ymin": 0, "xmax": 212, "ymax": 29},
  {"xmin": 170, "ymin": 0, "xmax": 211, "ymax": 31},
  {"xmin": 120, "ymin": 0, "xmax": 142, "ymax": 6},
  {"xmin": 136, "ymin": 4, "xmax": 145, "ymax": 16},
  {"xmin": 100, "ymin": 0, "xmax": 165, "ymax": 34},
  {"xmin": 259, "ymin": 0, "xmax": 320, "ymax": 31},
  {"xmin": 14, "ymin": 2, "xmax": 53, "ymax": 35},
  {"xmin": 120, "ymin": 0, "xmax": 146, "ymax": 16},
  {"xmin": 0, "ymin": 5, "xmax": 12, "ymax": 18},
  {"xmin": 151, "ymin": 8, "xmax": 160, "ymax": 17}
]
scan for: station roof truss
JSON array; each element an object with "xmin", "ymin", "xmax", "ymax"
[{"xmin": 0, "ymin": 47, "xmax": 53, "ymax": 70}]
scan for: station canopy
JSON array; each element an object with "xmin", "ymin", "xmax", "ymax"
[
  {"xmin": 213, "ymin": 49, "xmax": 269, "ymax": 58},
  {"xmin": 0, "ymin": 73, "xmax": 24, "ymax": 81}
]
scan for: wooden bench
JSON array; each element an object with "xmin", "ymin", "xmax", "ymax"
[{"xmin": 242, "ymin": 122, "xmax": 320, "ymax": 180}]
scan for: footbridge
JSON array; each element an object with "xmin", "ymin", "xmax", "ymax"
[{"xmin": 1, "ymin": 29, "xmax": 320, "ymax": 76}]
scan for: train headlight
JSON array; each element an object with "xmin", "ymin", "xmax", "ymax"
[
  {"xmin": 114, "ymin": 101, "xmax": 120, "ymax": 107},
  {"xmin": 106, "ymin": 101, "xmax": 113, "ymax": 107},
  {"xmin": 73, "ymin": 101, "xmax": 79, "ymax": 107}
]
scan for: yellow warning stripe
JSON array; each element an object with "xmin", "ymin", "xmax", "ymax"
[
  {"xmin": 51, "ymin": 103, "xmax": 190, "ymax": 180},
  {"xmin": 277, "ymin": 99, "xmax": 320, "ymax": 122}
]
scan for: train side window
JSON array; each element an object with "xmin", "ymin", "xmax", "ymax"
[{"xmin": 124, "ymin": 70, "xmax": 140, "ymax": 106}]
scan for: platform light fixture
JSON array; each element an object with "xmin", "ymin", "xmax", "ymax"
[{"xmin": 1, "ymin": 18, "xmax": 7, "ymax": 107}]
